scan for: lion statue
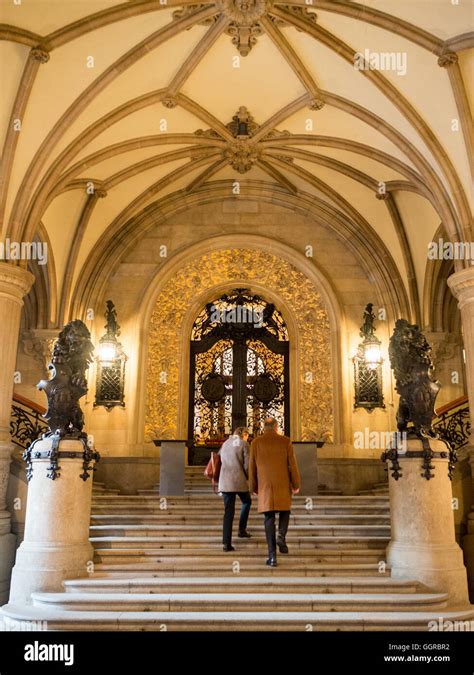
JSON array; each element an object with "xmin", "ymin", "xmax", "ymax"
[
  {"xmin": 388, "ymin": 319, "xmax": 440, "ymax": 437},
  {"xmin": 38, "ymin": 320, "xmax": 94, "ymax": 437}
]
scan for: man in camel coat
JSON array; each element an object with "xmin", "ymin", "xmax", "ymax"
[{"xmin": 249, "ymin": 417, "xmax": 301, "ymax": 567}]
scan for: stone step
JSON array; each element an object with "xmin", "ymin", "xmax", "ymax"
[
  {"xmin": 92, "ymin": 550, "xmax": 385, "ymax": 565},
  {"xmin": 30, "ymin": 591, "xmax": 449, "ymax": 613},
  {"xmin": 92, "ymin": 486, "xmax": 121, "ymax": 495},
  {"xmin": 4, "ymin": 603, "xmax": 473, "ymax": 631},
  {"xmin": 89, "ymin": 514, "xmax": 390, "ymax": 525},
  {"xmin": 90, "ymin": 546, "xmax": 385, "ymax": 561},
  {"xmin": 90, "ymin": 536, "xmax": 390, "ymax": 550},
  {"xmin": 180, "ymin": 488, "xmax": 344, "ymax": 496},
  {"xmin": 91, "ymin": 495, "xmax": 388, "ymax": 503},
  {"xmin": 90, "ymin": 505, "xmax": 390, "ymax": 516},
  {"xmin": 92, "ymin": 507, "xmax": 391, "ymax": 516},
  {"xmin": 91, "ymin": 556, "xmax": 389, "ymax": 575},
  {"xmin": 89, "ymin": 524, "xmax": 390, "ymax": 537},
  {"xmin": 63, "ymin": 575, "xmax": 420, "ymax": 595}
]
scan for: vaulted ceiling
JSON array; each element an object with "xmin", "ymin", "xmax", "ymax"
[{"xmin": 0, "ymin": 0, "xmax": 472, "ymax": 328}]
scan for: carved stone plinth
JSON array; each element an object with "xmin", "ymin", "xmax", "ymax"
[
  {"xmin": 386, "ymin": 438, "xmax": 469, "ymax": 605},
  {"xmin": 8, "ymin": 438, "xmax": 97, "ymax": 604}
]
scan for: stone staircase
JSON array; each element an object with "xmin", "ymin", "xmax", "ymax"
[
  {"xmin": 3, "ymin": 471, "xmax": 474, "ymax": 631},
  {"xmin": 137, "ymin": 466, "xmax": 344, "ymax": 496},
  {"xmin": 358, "ymin": 481, "xmax": 389, "ymax": 496}
]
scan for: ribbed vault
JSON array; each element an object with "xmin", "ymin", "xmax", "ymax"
[{"xmin": 0, "ymin": 0, "xmax": 472, "ymax": 328}]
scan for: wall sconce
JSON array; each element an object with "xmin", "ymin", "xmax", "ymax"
[
  {"xmin": 94, "ymin": 300, "xmax": 126, "ymax": 410},
  {"xmin": 353, "ymin": 303, "xmax": 385, "ymax": 411}
]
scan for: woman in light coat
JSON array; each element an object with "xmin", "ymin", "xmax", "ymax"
[{"xmin": 218, "ymin": 427, "xmax": 252, "ymax": 551}]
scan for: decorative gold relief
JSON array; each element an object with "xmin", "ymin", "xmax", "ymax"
[{"xmin": 145, "ymin": 249, "xmax": 333, "ymax": 442}]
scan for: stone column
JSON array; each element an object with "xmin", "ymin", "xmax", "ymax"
[
  {"xmin": 448, "ymin": 267, "xmax": 474, "ymax": 599},
  {"xmin": 424, "ymin": 330, "xmax": 464, "ymax": 406},
  {"xmin": 385, "ymin": 437, "xmax": 469, "ymax": 605},
  {"xmin": 448, "ymin": 268, "xmax": 474, "ymax": 453},
  {"xmin": 21, "ymin": 328, "xmax": 58, "ymax": 375},
  {"xmin": 8, "ymin": 438, "xmax": 97, "ymax": 604},
  {"xmin": 0, "ymin": 263, "xmax": 34, "ymax": 604}
]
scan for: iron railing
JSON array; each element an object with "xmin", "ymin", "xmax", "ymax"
[
  {"xmin": 433, "ymin": 395, "xmax": 471, "ymax": 452},
  {"xmin": 10, "ymin": 393, "xmax": 48, "ymax": 449}
]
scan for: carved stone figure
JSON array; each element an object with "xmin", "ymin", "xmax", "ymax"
[
  {"xmin": 388, "ymin": 319, "xmax": 441, "ymax": 437},
  {"xmin": 38, "ymin": 320, "xmax": 94, "ymax": 437}
]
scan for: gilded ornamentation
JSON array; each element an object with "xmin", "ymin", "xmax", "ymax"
[{"xmin": 145, "ymin": 249, "xmax": 333, "ymax": 442}]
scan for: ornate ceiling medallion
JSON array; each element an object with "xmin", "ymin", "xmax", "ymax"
[
  {"xmin": 225, "ymin": 139, "xmax": 261, "ymax": 173},
  {"xmin": 194, "ymin": 106, "xmax": 293, "ymax": 173},
  {"xmin": 172, "ymin": 2, "xmax": 318, "ymax": 55},
  {"xmin": 221, "ymin": 0, "xmax": 267, "ymax": 25},
  {"xmin": 219, "ymin": 0, "xmax": 267, "ymax": 56}
]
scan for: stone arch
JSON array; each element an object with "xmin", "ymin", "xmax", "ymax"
[{"xmin": 138, "ymin": 238, "xmax": 345, "ymax": 448}]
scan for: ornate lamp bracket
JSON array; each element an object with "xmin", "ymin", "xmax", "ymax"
[
  {"xmin": 353, "ymin": 303, "xmax": 384, "ymax": 410},
  {"xmin": 94, "ymin": 300, "xmax": 127, "ymax": 410}
]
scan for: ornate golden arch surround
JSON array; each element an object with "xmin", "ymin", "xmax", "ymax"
[{"xmin": 137, "ymin": 235, "xmax": 345, "ymax": 446}]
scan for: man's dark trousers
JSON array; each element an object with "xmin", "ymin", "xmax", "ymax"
[
  {"xmin": 263, "ymin": 510, "xmax": 291, "ymax": 557},
  {"xmin": 222, "ymin": 492, "xmax": 252, "ymax": 546}
]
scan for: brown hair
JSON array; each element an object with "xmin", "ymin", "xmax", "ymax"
[{"xmin": 233, "ymin": 427, "xmax": 249, "ymax": 438}]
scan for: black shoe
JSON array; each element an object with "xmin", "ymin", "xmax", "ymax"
[
  {"xmin": 266, "ymin": 556, "xmax": 277, "ymax": 567},
  {"xmin": 223, "ymin": 545, "xmax": 235, "ymax": 552},
  {"xmin": 238, "ymin": 530, "xmax": 251, "ymax": 538},
  {"xmin": 277, "ymin": 536, "xmax": 289, "ymax": 554}
]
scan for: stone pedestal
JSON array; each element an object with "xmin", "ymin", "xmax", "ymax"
[
  {"xmin": 8, "ymin": 438, "xmax": 97, "ymax": 605},
  {"xmin": 156, "ymin": 440, "xmax": 186, "ymax": 496},
  {"xmin": 293, "ymin": 442, "xmax": 318, "ymax": 495},
  {"xmin": 386, "ymin": 438, "xmax": 469, "ymax": 605}
]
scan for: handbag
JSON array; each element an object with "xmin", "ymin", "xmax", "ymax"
[{"xmin": 204, "ymin": 451, "xmax": 221, "ymax": 492}]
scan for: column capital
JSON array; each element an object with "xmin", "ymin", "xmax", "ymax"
[
  {"xmin": 21, "ymin": 328, "xmax": 58, "ymax": 373},
  {"xmin": 447, "ymin": 267, "xmax": 474, "ymax": 307},
  {"xmin": 0, "ymin": 263, "xmax": 34, "ymax": 304}
]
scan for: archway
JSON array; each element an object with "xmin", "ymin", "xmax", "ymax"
[
  {"xmin": 143, "ymin": 246, "xmax": 336, "ymax": 448},
  {"xmin": 189, "ymin": 288, "xmax": 290, "ymax": 457}
]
